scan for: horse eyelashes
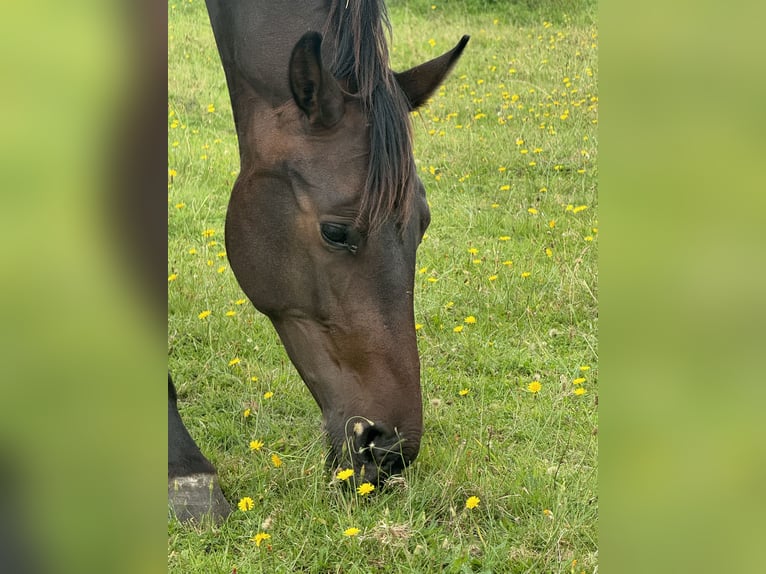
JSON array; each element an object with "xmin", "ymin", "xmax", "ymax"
[
  {"xmin": 320, "ymin": 223, "xmax": 348, "ymax": 244},
  {"xmin": 320, "ymin": 223, "xmax": 358, "ymax": 253}
]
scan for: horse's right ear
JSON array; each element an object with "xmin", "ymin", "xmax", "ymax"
[
  {"xmin": 289, "ymin": 32, "xmax": 345, "ymax": 128},
  {"xmin": 395, "ymin": 35, "xmax": 470, "ymax": 110}
]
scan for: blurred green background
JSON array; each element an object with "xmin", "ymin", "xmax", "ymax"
[{"xmin": 600, "ymin": 1, "xmax": 766, "ymax": 572}]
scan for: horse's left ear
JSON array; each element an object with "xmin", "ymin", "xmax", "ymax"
[{"xmin": 394, "ymin": 35, "xmax": 470, "ymax": 110}]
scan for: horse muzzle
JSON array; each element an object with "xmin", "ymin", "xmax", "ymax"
[{"xmin": 337, "ymin": 418, "xmax": 419, "ymax": 487}]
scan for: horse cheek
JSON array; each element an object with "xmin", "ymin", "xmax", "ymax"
[{"xmin": 225, "ymin": 176, "xmax": 305, "ymax": 317}]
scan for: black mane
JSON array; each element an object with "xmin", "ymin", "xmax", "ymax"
[{"xmin": 324, "ymin": 0, "xmax": 414, "ymax": 233}]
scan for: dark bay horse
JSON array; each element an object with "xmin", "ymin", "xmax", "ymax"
[{"xmin": 169, "ymin": 0, "xmax": 468, "ymax": 521}]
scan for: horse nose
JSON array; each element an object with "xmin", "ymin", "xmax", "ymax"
[{"xmin": 349, "ymin": 420, "xmax": 407, "ymax": 486}]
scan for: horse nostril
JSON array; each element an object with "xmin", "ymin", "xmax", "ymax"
[
  {"xmin": 352, "ymin": 421, "xmax": 382, "ymax": 464},
  {"xmin": 343, "ymin": 419, "xmax": 408, "ymax": 485}
]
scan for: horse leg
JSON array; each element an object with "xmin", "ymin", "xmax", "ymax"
[{"xmin": 167, "ymin": 374, "xmax": 230, "ymax": 522}]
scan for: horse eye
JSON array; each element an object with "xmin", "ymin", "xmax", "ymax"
[{"xmin": 320, "ymin": 223, "xmax": 349, "ymax": 246}]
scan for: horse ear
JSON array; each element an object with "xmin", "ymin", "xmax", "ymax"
[
  {"xmin": 395, "ymin": 35, "xmax": 470, "ymax": 110},
  {"xmin": 289, "ymin": 32, "xmax": 345, "ymax": 128}
]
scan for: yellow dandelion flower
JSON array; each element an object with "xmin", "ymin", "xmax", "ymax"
[
  {"xmin": 574, "ymin": 387, "xmax": 587, "ymax": 396},
  {"xmin": 573, "ymin": 377, "xmax": 586, "ymax": 385},
  {"xmin": 428, "ymin": 38, "xmax": 436, "ymax": 47},
  {"xmin": 415, "ymin": 323, "xmax": 423, "ymax": 331},
  {"xmin": 503, "ymin": 260, "xmax": 513, "ymax": 266},
  {"xmin": 498, "ymin": 235, "xmax": 511, "ymax": 241},
  {"xmin": 251, "ymin": 376, "xmax": 258, "ymax": 382},
  {"xmin": 343, "ymin": 527, "xmax": 360, "ymax": 537},
  {"xmin": 198, "ymin": 310, "xmax": 211, "ymax": 320},
  {"xmin": 188, "ymin": 248, "xmax": 198, "ymax": 255},
  {"xmin": 464, "ymin": 316, "xmax": 476, "ymax": 324},
  {"xmin": 580, "ymin": 365, "xmax": 591, "ymax": 371},
  {"xmin": 427, "ymin": 277, "xmax": 438, "ymax": 283},
  {"xmin": 235, "ymin": 298, "xmax": 247, "ymax": 305},
  {"xmin": 249, "ymin": 440, "xmax": 264, "ymax": 451},
  {"xmin": 271, "ymin": 453, "xmax": 282, "ymax": 468},
  {"xmin": 237, "ymin": 497, "xmax": 254, "ymax": 512},
  {"xmin": 202, "ymin": 228, "xmax": 216, "ymax": 237},
  {"xmin": 263, "ymin": 391, "xmax": 274, "ymax": 399},
  {"xmin": 573, "ymin": 205, "xmax": 588, "ymax": 213},
  {"xmin": 472, "ymin": 259, "xmax": 482, "ymax": 264},
  {"xmin": 168, "ymin": 273, "xmax": 178, "ymax": 282},
  {"xmin": 459, "ymin": 388, "xmax": 470, "ymax": 396},
  {"xmin": 453, "ymin": 325, "xmax": 464, "ymax": 333},
  {"xmin": 337, "ymin": 468, "xmax": 354, "ymax": 481},
  {"xmin": 491, "ymin": 203, "xmax": 500, "ymax": 208},
  {"xmin": 543, "ymin": 508, "xmax": 553, "ymax": 518},
  {"xmin": 207, "ymin": 103, "xmax": 215, "ymax": 113},
  {"xmin": 465, "ymin": 496, "xmax": 480, "ymax": 509},
  {"xmin": 251, "ymin": 532, "xmax": 271, "ymax": 547},
  {"xmin": 545, "ymin": 248, "xmax": 553, "ymax": 257},
  {"xmin": 565, "ymin": 204, "xmax": 574, "ymax": 212},
  {"xmin": 527, "ymin": 381, "xmax": 542, "ymax": 393},
  {"xmin": 445, "ymin": 301, "xmax": 455, "ymax": 309},
  {"xmin": 226, "ymin": 310, "xmax": 236, "ymax": 317},
  {"xmin": 549, "ymin": 220, "xmax": 556, "ymax": 229},
  {"xmin": 357, "ymin": 482, "xmax": 375, "ymax": 496},
  {"xmin": 228, "ymin": 357, "xmax": 241, "ymax": 366},
  {"xmin": 217, "ymin": 265, "xmax": 227, "ymax": 274},
  {"xmin": 527, "ymin": 207, "xmax": 538, "ymax": 215},
  {"xmin": 168, "ymin": 168, "xmax": 178, "ymax": 178},
  {"xmin": 515, "ymin": 138, "xmax": 524, "ymax": 146},
  {"xmin": 217, "ymin": 251, "xmax": 227, "ymax": 258},
  {"xmin": 521, "ymin": 272, "xmax": 531, "ymax": 278},
  {"xmin": 208, "ymin": 240, "xmax": 218, "ymax": 247},
  {"xmin": 175, "ymin": 202, "xmax": 185, "ymax": 209},
  {"xmin": 488, "ymin": 275, "xmax": 498, "ymax": 281},
  {"xmin": 499, "ymin": 184, "xmax": 510, "ymax": 191},
  {"xmin": 418, "ymin": 266, "xmax": 428, "ymax": 274},
  {"xmin": 468, "ymin": 247, "xmax": 479, "ymax": 255},
  {"xmin": 243, "ymin": 408, "xmax": 251, "ymax": 418},
  {"xmin": 584, "ymin": 236, "xmax": 594, "ymax": 242}
]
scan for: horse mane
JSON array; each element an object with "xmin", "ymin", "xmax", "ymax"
[{"xmin": 324, "ymin": 0, "xmax": 414, "ymax": 234}]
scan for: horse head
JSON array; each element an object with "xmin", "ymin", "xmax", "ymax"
[{"xmin": 225, "ymin": 30, "xmax": 468, "ymax": 486}]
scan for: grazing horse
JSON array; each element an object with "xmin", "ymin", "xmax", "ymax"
[{"xmin": 169, "ymin": 0, "xmax": 468, "ymax": 521}]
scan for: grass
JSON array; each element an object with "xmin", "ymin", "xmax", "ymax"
[{"xmin": 168, "ymin": 0, "xmax": 597, "ymax": 572}]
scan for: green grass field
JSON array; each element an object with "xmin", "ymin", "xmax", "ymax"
[{"xmin": 168, "ymin": 1, "xmax": 597, "ymax": 572}]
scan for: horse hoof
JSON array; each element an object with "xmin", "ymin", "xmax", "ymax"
[{"xmin": 168, "ymin": 473, "xmax": 230, "ymax": 524}]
